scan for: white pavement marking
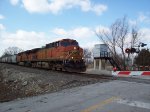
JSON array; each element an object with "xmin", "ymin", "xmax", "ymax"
[{"xmin": 117, "ymin": 99, "xmax": 150, "ymax": 110}]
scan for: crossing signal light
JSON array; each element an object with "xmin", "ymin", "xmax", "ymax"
[
  {"xmin": 125, "ymin": 48, "xmax": 137, "ymax": 54},
  {"xmin": 131, "ymin": 48, "xmax": 136, "ymax": 53},
  {"xmin": 125, "ymin": 48, "xmax": 131, "ymax": 53}
]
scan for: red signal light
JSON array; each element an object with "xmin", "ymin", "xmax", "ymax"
[{"xmin": 125, "ymin": 48, "xmax": 131, "ymax": 53}]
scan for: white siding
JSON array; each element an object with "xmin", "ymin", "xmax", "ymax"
[{"xmin": 93, "ymin": 44, "xmax": 109, "ymax": 58}]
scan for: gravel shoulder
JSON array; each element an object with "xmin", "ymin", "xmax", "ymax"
[{"xmin": 0, "ymin": 63, "xmax": 111, "ymax": 102}]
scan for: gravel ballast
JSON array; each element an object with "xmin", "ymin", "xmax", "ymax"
[{"xmin": 0, "ymin": 63, "xmax": 111, "ymax": 102}]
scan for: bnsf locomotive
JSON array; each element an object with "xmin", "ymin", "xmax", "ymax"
[{"xmin": 0, "ymin": 39, "xmax": 86, "ymax": 72}]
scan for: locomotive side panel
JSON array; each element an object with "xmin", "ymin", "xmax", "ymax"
[{"xmin": 46, "ymin": 48, "xmax": 51, "ymax": 59}]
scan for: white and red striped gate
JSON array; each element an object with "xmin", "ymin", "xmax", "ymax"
[{"xmin": 112, "ymin": 71, "xmax": 150, "ymax": 76}]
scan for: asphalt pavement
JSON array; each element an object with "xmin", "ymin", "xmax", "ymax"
[{"xmin": 0, "ymin": 79, "xmax": 150, "ymax": 112}]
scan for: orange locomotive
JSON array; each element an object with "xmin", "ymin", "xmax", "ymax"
[{"xmin": 17, "ymin": 39, "xmax": 86, "ymax": 72}]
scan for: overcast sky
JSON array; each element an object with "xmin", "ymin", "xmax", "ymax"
[{"xmin": 0, "ymin": 0, "xmax": 150, "ymax": 56}]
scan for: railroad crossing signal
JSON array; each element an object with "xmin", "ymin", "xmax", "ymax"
[
  {"xmin": 125, "ymin": 48, "xmax": 137, "ymax": 54},
  {"xmin": 125, "ymin": 42, "xmax": 147, "ymax": 54},
  {"xmin": 125, "ymin": 48, "xmax": 131, "ymax": 53}
]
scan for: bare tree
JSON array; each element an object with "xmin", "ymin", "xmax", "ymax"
[
  {"xmin": 131, "ymin": 26, "xmax": 140, "ymax": 48},
  {"xmin": 2, "ymin": 47, "xmax": 23, "ymax": 57},
  {"xmin": 95, "ymin": 17, "xmax": 127, "ymax": 57},
  {"xmin": 83, "ymin": 48, "xmax": 92, "ymax": 64},
  {"xmin": 96, "ymin": 16, "xmax": 140, "ymax": 70},
  {"xmin": 115, "ymin": 16, "xmax": 129, "ymax": 69}
]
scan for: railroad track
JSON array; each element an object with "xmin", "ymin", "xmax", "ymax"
[
  {"xmin": 0, "ymin": 62, "xmax": 115, "ymax": 79},
  {"xmin": 61, "ymin": 71, "xmax": 115, "ymax": 79},
  {"xmin": 1, "ymin": 63, "xmax": 150, "ymax": 84}
]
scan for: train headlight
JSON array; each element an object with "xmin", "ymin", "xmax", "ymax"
[
  {"xmin": 72, "ymin": 57, "xmax": 74, "ymax": 59},
  {"xmin": 74, "ymin": 47, "xmax": 76, "ymax": 50}
]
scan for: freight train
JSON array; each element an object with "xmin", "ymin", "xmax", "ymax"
[{"xmin": 0, "ymin": 39, "xmax": 86, "ymax": 72}]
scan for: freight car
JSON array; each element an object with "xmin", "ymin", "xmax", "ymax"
[
  {"xmin": 0, "ymin": 39, "xmax": 86, "ymax": 72},
  {"xmin": 0, "ymin": 54, "xmax": 17, "ymax": 64}
]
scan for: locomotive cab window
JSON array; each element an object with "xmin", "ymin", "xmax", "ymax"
[
  {"xmin": 61, "ymin": 40, "xmax": 78, "ymax": 47},
  {"xmin": 52, "ymin": 43, "xmax": 55, "ymax": 47},
  {"xmin": 61, "ymin": 41, "xmax": 70, "ymax": 47},
  {"xmin": 71, "ymin": 41, "xmax": 78, "ymax": 46}
]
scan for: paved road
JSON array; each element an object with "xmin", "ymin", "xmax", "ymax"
[{"xmin": 0, "ymin": 80, "xmax": 150, "ymax": 112}]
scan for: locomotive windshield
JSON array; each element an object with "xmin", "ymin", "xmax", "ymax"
[
  {"xmin": 71, "ymin": 41, "xmax": 78, "ymax": 46},
  {"xmin": 61, "ymin": 40, "xmax": 78, "ymax": 47}
]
